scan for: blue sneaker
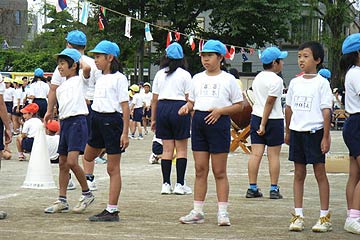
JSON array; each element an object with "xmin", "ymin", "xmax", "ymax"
[{"xmin": 95, "ymin": 157, "xmax": 107, "ymax": 164}]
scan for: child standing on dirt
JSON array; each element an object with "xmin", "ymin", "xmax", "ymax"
[
  {"xmin": 178, "ymin": 40, "xmax": 243, "ymax": 226},
  {"xmin": 285, "ymin": 41, "xmax": 333, "ymax": 232},
  {"xmin": 340, "ymin": 33, "xmax": 360, "ymax": 235},
  {"xmin": 84, "ymin": 40, "xmax": 130, "ymax": 222},
  {"xmin": 43, "ymin": 48, "xmax": 94, "ymax": 214}
]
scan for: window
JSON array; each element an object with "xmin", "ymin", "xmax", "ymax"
[{"xmin": 15, "ymin": 10, "xmax": 21, "ymax": 25}]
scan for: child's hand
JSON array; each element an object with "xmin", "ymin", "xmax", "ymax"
[
  {"xmin": 178, "ymin": 104, "xmax": 189, "ymax": 115},
  {"xmin": 205, "ymin": 108, "xmax": 222, "ymax": 125},
  {"xmin": 257, "ymin": 124, "xmax": 265, "ymax": 136},
  {"xmin": 120, "ymin": 134, "xmax": 129, "ymax": 150},
  {"xmin": 80, "ymin": 60, "xmax": 91, "ymax": 79},
  {"xmin": 321, "ymin": 135, "xmax": 331, "ymax": 154},
  {"xmin": 151, "ymin": 120, "xmax": 156, "ymax": 132},
  {"xmin": 284, "ymin": 132, "xmax": 290, "ymax": 145}
]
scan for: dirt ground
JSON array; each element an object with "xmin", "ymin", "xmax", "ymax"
[{"xmin": 0, "ymin": 129, "xmax": 358, "ymax": 240}]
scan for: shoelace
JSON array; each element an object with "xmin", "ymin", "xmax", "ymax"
[
  {"xmin": 319, "ymin": 214, "xmax": 331, "ymax": 224},
  {"xmin": 290, "ymin": 213, "xmax": 303, "ymax": 223}
]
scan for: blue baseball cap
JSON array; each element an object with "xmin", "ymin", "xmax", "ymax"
[
  {"xmin": 200, "ymin": 40, "xmax": 227, "ymax": 56},
  {"xmin": 65, "ymin": 30, "xmax": 87, "ymax": 46},
  {"xmin": 166, "ymin": 42, "xmax": 184, "ymax": 59},
  {"xmin": 318, "ymin": 68, "xmax": 331, "ymax": 79},
  {"xmin": 260, "ymin": 47, "xmax": 288, "ymax": 64},
  {"xmin": 57, "ymin": 48, "xmax": 81, "ymax": 62},
  {"xmin": 89, "ymin": 40, "xmax": 120, "ymax": 57},
  {"xmin": 342, "ymin": 33, "xmax": 360, "ymax": 54},
  {"xmin": 34, "ymin": 68, "xmax": 44, "ymax": 77}
]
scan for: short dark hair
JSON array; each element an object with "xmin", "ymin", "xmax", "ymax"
[
  {"xmin": 57, "ymin": 55, "xmax": 80, "ymax": 75},
  {"xmin": 263, "ymin": 59, "xmax": 280, "ymax": 70},
  {"xmin": 298, "ymin": 41, "xmax": 324, "ymax": 69}
]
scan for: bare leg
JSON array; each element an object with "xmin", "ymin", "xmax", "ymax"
[
  {"xmin": 248, "ymin": 144, "xmax": 265, "ymax": 184},
  {"xmin": 211, "ymin": 153, "xmax": 229, "ymax": 202},
  {"xmin": 107, "ymin": 154, "xmax": 121, "ymax": 205},
  {"xmin": 313, "ymin": 163, "xmax": 330, "ymax": 210},
  {"xmin": 267, "ymin": 145, "xmax": 282, "ymax": 185},
  {"xmin": 193, "ymin": 151, "xmax": 210, "ymax": 201},
  {"xmin": 293, "ymin": 163, "xmax": 306, "ymax": 208},
  {"xmin": 346, "ymin": 156, "xmax": 360, "ymax": 210}
]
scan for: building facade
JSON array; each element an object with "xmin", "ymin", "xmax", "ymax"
[{"xmin": 0, "ymin": 0, "xmax": 28, "ymax": 48}]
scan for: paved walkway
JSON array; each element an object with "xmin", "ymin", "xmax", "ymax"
[{"xmin": 0, "ymin": 130, "xmax": 357, "ymax": 239}]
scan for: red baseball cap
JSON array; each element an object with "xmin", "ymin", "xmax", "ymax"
[
  {"xmin": 46, "ymin": 120, "xmax": 60, "ymax": 132},
  {"xmin": 20, "ymin": 103, "xmax": 39, "ymax": 114}
]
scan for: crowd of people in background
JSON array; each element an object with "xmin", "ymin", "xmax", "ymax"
[{"xmin": 0, "ymin": 29, "xmax": 359, "ymax": 236}]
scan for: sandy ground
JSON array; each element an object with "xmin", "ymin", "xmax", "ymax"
[{"xmin": 0, "ymin": 129, "xmax": 358, "ymax": 240}]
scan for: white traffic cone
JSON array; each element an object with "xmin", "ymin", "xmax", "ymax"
[{"xmin": 22, "ymin": 123, "xmax": 56, "ymax": 189}]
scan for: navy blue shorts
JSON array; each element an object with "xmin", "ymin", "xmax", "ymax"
[
  {"xmin": 343, "ymin": 114, "xmax": 360, "ymax": 158},
  {"xmin": 58, "ymin": 115, "xmax": 88, "ymax": 155},
  {"xmin": 32, "ymin": 98, "xmax": 47, "ymax": 118},
  {"xmin": 152, "ymin": 141, "xmax": 163, "ymax": 155},
  {"xmin": 22, "ymin": 137, "xmax": 34, "ymax": 152},
  {"xmin": 88, "ymin": 111, "xmax": 124, "ymax": 154},
  {"xmin": 0, "ymin": 118, "xmax": 3, "ymax": 151},
  {"xmin": 288, "ymin": 129, "xmax": 325, "ymax": 164},
  {"xmin": 143, "ymin": 108, "xmax": 151, "ymax": 119},
  {"xmin": 250, "ymin": 115, "xmax": 284, "ymax": 146},
  {"xmin": 133, "ymin": 108, "xmax": 143, "ymax": 122},
  {"xmin": 191, "ymin": 111, "xmax": 231, "ymax": 153},
  {"xmin": 156, "ymin": 100, "xmax": 190, "ymax": 140},
  {"xmin": 5, "ymin": 102, "xmax": 12, "ymax": 113}
]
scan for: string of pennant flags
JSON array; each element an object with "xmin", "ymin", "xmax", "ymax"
[{"xmin": 55, "ymin": 0, "xmax": 262, "ymax": 61}]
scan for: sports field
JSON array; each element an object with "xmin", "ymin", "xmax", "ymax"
[{"xmin": 0, "ymin": 130, "xmax": 358, "ymax": 239}]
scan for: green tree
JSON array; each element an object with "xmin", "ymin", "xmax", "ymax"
[{"xmin": 306, "ymin": 0, "xmax": 356, "ymax": 88}]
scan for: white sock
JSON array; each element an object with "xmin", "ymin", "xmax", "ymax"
[
  {"xmin": 106, "ymin": 204, "xmax": 118, "ymax": 213},
  {"xmin": 194, "ymin": 201, "xmax": 204, "ymax": 213},
  {"xmin": 320, "ymin": 209, "xmax": 329, "ymax": 218},
  {"xmin": 218, "ymin": 202, "xmax": 228, "ymax": 214},
  {"xmin": 295, "ymin": 208, "xmax": 304, "ymax": 217}
]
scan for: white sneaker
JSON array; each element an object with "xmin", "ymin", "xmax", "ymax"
[
  {"xmin": 312, "ymin": 213, "xmax": 332, "ymax": 232},
  {"xmin": 179, "ymin": 210, "xmax": 205, "ymax": 224},
  {"xmin": 0, "ymin": 211, "xmax": 7, "ymax": 219},
  {"xmin": 72, "ymin": 194, "xmax": 95, "ymax": 213},
  {"xmin": 44, "ymin": 200, "xmax": 69, "ymax": 213},
  {"xmin": 173, "ymin": 183, "xmax": 192, "ymax": 195},
  {"xmin": 148, "ymin": 153, "xmax": 159, "ymax": 164},
  {"xmin": 344, "ymin": 217, "xmax": 360, "ymax": 234},
  {"xmin": 87, "ymin": 179, "xmax": 97, "ymax": 191},
  {"xmin": 218, "ymin": 212, "xmax": 231, "ymax": 226},
  {"xmin": 161, "ymin": 183, "xmax": 172, "ymax": 194},
  {"xmin": 67, "ymin": 178, "xmax": 76, "ymax": 190},
  {"xmin": 138, "ymin": 135, "xmax": 144, "ymax": 140},
  {"xmin": 289, "ymin": 213, "xmax": 305, "ymax": 231}
]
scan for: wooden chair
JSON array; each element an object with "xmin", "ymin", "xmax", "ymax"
[{"xmin": 332, "ymin": 109, "xmax": 348, "ymax": 130}]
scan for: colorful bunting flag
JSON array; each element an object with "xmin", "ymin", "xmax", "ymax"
[
  {"xmin": 249, "ymin": 48, "xmax": 255, "ymax": 55},
  {"xmin": 79, "ymin": 1, "xmax": 89, "ymax": 25},
  {"xmin": 166, "ymin": 32, "xmax": 181, "ymax": 47},
  {"xmin": 258, "ymin": 49, "xmax": 262, "ymax": 59},
  {"xmin": 145, "ymin": 23, "xmax": 153, "ymax": 41},
  {"xmin": 199, "ymin": 39, "xmax": 204, "ymax": 53},
  {"xmin": 56, "ymin": 0, "xmax": 67, "ymax": 12},
  {"xmin": 229, "ymin": 46, "xmax": 235, "ymax": 60},
  {"xmin": 125, "ymin": 17, "xmax": 132, "ymax": 38},
  {"xmin": 187, "ymin": 35, "xmax": 195, "ymax": 51},
  {"xmin": 242, "ymin": 53, "xmax": 248, "ymax": 62},
  {"xmin": 98, "ymin": 6, "xmax": 107, "ymax": 31}
]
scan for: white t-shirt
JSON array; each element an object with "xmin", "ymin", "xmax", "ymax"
[
  {"xmin": 81, "ymin": 55, "xmax": 102, "ymax": 101},
  {"xmin": 56, "ymin": 75, "xmax": 88, "ymax": 120},
  {"xmin": 29, "ymin": 81, "xmax": 49, "ymax": 99},
  {"xmin": 152, "ymin": 67, "xmax": 192, "ymax": 101},
  {"xmin": 12, "ymin": 88, "xmax": 23, "ymax": 107},
  {"xmin": 286, "ymin": 75, "xmax": 332, "ymax": 131},
  {"xmin": 344, "ymin": 66, "xmax": 360, "ymax": 114},
  {"xmin": 91, "ymin": 72, "xmax": 129, "ymax": 113},
  {"xmin": 252, "ymin": 71, "xmax": 284, "ymax": 119},
  {"xmin": 4, "ymin": 87, "xmax": 15, "ymax": 102},
  {"xmin": 132, "ymin": 93, "xmax": 144, "ymax": 109},
  {"xmin": 190, "ymin": 71, "xmax": 243, "ymax": 111},
  {"xmin": 141, "ymin": 92, "xmax": 153, "ymax": 107},
  {"xmin": 24, "ymin": 85, "xmax": 32, "ymax": 103},
  {"xmin": 0, "ymin": 81, "xmax": 4, "ymax": 95},
  {"xmin": 22, "ymin": 117, "xmax": 42, "ymax": 138},
  {"xmin": 46, "ymin": 134, "xmax": 60, "ymax": 160}
]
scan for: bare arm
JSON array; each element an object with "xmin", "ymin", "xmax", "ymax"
[
  {"xmin": 284, "ymin": 105, "xmax": 292, "ymax": 145},
  {"xmin": 321, "ymin": 108, "xmax": 331, "ymax": 154},
  {"xmin": 43, "ymin": 84, "xmax": 59, "ymax": 124},
  {"xmin": 257, "ymin": 96, "xmax": 277, "ymax": 136},
  {"xmin": 120, "ymin": 101, "xmax": 130, "ymax": 150}
]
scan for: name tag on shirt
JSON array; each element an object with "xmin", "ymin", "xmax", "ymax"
[
  {"xmin": 293, "ymin": 96, "xmax": 313, "ymax": 111},
  {"xmin": 200, "ymin": 83, "xmax": 220, "ymax": 97}
]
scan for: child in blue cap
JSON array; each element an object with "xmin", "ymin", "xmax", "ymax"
[
  {"xmin": 340, "ymin": 33, "xmax": 360, "ymax": 235},
  {"xmin": 84, "ymin": 40, "xmax": 130, "ymax": 222},
  {"xmin": 28, "ymin": 68, "xmax": 49, "ymax": 119},
  {"xmin": 285, "ymin": 41, "xmax": 333, "ymax": 232},
  {"xmin": 178, "ymin": 40, "xmax": 243, "ymax": 226},
  {"xmin": 246, "ymin": 46, "xmax": 287, "ymax": 200},
  {"xmin": 44, "ymin": 48, "xmax": 95, "ymax": 214},
  {"xmin": 151, "ymin": 42, "xmax": 192, "ymax": 196}
]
